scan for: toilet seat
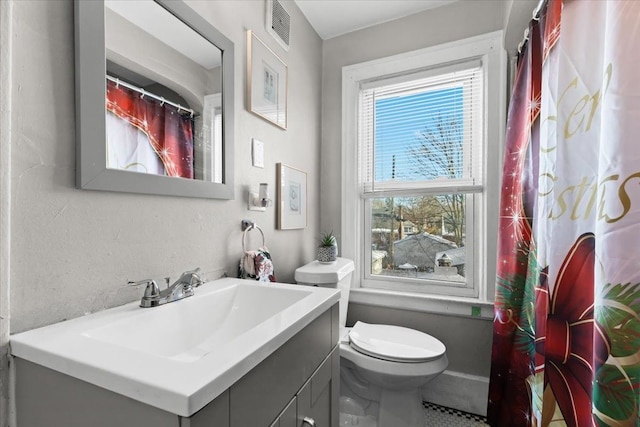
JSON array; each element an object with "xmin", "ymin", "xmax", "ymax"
[{"xmin": 348, "ymin": 321, "xmax": 446, "ymax": 363}]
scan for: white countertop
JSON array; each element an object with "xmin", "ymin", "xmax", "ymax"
[{"xmin": 10, "ymin": 278, "xmax": 340, "ymax": 417}]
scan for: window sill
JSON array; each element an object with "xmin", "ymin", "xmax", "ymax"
[{"xmin": 348, "ymin": 287, "xmax": 494, "ymax": 320}]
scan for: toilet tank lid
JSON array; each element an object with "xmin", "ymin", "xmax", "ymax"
[{"xmin": 295, "ymin": 257, "xmax": 355, "ymax": 284}]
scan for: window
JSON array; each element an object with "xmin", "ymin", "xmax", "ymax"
[{"xmin": 342, "ymin": 32, "xmax": 505, "ymax": 301}]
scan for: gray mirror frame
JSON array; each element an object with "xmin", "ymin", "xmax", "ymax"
[{"xmin": 74, "ymin": 0, "xmax": 235, "ymax": 199}]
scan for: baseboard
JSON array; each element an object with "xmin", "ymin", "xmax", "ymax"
[{"xmin": 421, "ymin": 370, "xmax": 489, "ymax": 416}]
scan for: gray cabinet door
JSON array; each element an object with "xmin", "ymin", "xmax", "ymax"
[
  {"xmin": 296, "ymin": 348, "xmax": 339, "ymax": 427},
  {"xmin": 270, "ymin": 397, "xmax": 297, "ymax": 427},
  {"xmin": 230, "ymin": 309, "xmax": 332, "ymax": 427},
  {"xmin": 14, "ymin": 359, "xmax": 178, "ymax": 427}
]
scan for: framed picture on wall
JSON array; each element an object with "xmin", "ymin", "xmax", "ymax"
[
  {"xmin": 277, "ymin": 163, "xmax": 307, "ymax": 229},
  {"xmin": 247, "ymin": 30, "xmax": 287, "ymax": 129}
]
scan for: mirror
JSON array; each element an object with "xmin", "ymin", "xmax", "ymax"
[{"xmin": 74, "ymin": 0, "xmax": 235, "ymax": 199}]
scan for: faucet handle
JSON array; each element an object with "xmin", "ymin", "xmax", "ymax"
[
  {"xmin": 129, "ymin": 279, "xmax": 160, "ymax": 299},
  {"xmin": 183, "ymin": 268, "xmax": 204, "ymax": 287},
  {"xmin": 183, "ymin": 267, "xmax": 201, "ymax": 276}
]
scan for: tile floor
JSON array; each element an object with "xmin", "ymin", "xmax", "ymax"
[{"xmin": 423, "ymin": 402, "xmax": 489, "ymax": 427}]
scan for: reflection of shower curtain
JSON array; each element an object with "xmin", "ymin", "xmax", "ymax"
[
  {"xmin": 106, "ymin": 79, "xmax": 194, "ymax": 179},
  {"xmin": 488, "ymin": 1, "xmax": 640, "ymax": 426}
]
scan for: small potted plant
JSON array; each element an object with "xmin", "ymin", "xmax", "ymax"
[{"xmin": 317, "ymin": 231, "xmax": 338, "ymax": 263}]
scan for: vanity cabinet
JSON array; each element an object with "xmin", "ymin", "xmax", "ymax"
[{"xmin": 14, "ymin": 303, "xmax": 339, "ymax": 427}]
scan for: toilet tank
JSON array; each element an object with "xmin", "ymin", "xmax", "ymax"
[{"xmin": 294, "ymin": 257, "xmax": 354, "ymax": 330}]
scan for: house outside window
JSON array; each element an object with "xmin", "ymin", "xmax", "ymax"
[{"xmin": 342, "ymin": 32, "xmax": 505, "ymax": 302}]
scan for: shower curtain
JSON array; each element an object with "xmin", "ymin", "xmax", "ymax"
[
  {"xmin": 488, "ymin": 1, "xmax": 640, "ymax": 426},
  {"xmin": 106, "ymin": 79, "xmax": 195, "ymax": 179}
]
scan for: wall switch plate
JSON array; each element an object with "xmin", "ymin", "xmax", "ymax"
[{"xmin": 252, "ymin": 138, "xmax": 264, "ymax": 168}]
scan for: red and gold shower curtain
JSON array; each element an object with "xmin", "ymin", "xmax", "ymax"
[
  {"xmin": 106, "ymin": 79, "xmax": 194, "ymax": 179},
  {"xmin": 488, "ymin": 1, "xmax": 640, "ymax": 426}
]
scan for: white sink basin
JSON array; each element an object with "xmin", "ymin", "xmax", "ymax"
[
  {"xmin": 11, "ymin": 278, "xmax": 339, "ymax": 416},
  {"xmin": 83, "ymin": 283, "xmax": 310, "ymax": 362}
]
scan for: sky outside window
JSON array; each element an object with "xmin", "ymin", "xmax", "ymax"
[{"xmin": 374, "ymin": 86, "xmax": 464, "ymax": 182}]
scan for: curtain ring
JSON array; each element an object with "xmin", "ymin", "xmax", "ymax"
[
  {"xmin": 115, "ymin": 78, "xmax": 120, "ymax": 88},
  {"xmin": 160, "ymin": 97, "xmax": 165, "ymax": 106},
  {"xmin": 518, "ymin": 28, "xmax": 529, "ymax": 54},
  {"xmin": 533, "ymin": 8, "xmax": 540, "ymax": 20}
]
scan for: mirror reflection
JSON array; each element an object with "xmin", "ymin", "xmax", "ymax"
[{"xmin": 104, "ymin": 0, "xmax": 223, "ymax": 183}]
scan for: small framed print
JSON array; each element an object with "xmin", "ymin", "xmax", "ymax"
[
  {"xmin": 277, "ymin": 163, "xmax": 307, "ymax": 229},
  {"xmin": 247, "ymin": 30, "xmax": 287, "ymax": 129}
]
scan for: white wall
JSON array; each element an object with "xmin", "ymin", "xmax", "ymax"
[
  {"xmin": 0, "ymin": 2, "xmax": 12, "ymax": 424},
  {"xmin": 0, "ymin": 1, "xmax": 321, "ymax": 424}
]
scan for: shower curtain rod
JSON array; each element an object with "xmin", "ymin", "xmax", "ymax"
[
  {"xmin": 533, "ymin": 0, "xmax": 547, "ymax": 19},
  {"xmin": 517, "ymin": 0, "xmax": 548, "ymax": 54},
  {"xmin": 106, "ymin": 74, "xmax": 196, "ymax": 118}
]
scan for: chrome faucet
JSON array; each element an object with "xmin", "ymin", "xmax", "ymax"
[{"xmin": 129, "ymin": 268, "xmax": 204, "ymax": 308}]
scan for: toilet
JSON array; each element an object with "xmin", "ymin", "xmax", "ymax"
[{"xmin": 295, "ymin": 258, "xmax": 448, "ymax": 427}]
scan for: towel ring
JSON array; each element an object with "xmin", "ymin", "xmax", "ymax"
[{"xmin": 242, "ymin": 222, "xmax": 265, "ymax": 253}]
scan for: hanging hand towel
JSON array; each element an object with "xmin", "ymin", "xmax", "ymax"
[{"xmin": 239, "ymin": 246, "xmax": 275, "ymax": 282}]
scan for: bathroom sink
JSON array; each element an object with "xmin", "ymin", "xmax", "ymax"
[
  {"xmin": 10, "ymin": 278, "xmax": 339, "ymax": 416},
  {"xmin": 83, "ymin": 283, "xmax": 310, "ymax": 362}
]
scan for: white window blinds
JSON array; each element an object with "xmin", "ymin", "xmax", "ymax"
[{"xmin": 358, "ymin": 61, "xmax": 484, "ymax": 196}]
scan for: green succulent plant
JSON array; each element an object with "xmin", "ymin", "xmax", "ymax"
[{"xmin": 318, "ymin": 231, "xmax": 337, "ymax": 247}]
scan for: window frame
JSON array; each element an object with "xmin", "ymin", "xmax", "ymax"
[
  {"xmin": 341, "ymin": 31, "xmax": 506, "ymax": 307},
  {"xmin": 358, "ymin": 60, "xmax": 483, "ymax": 297}
]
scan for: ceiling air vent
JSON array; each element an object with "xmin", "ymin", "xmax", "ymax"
[{"xmin": 266, "ymin": 0, "xmax": 290, "ymax": 50}]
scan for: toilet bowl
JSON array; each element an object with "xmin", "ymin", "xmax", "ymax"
[{"xmin": 295, "ymin": 258, "xmax": 448, "ymax": 427}]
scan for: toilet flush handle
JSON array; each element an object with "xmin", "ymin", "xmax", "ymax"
[{"xmin": 302, "ymin": 416, "xmax": 316, "ymax": 426}]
